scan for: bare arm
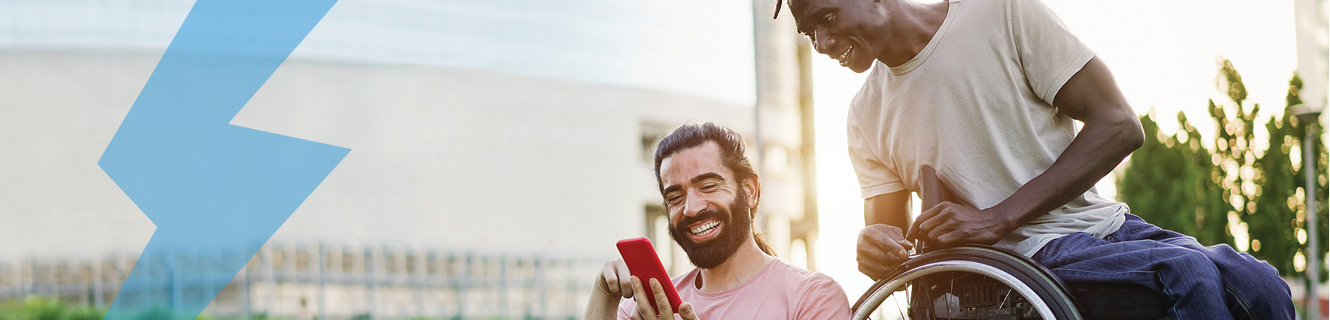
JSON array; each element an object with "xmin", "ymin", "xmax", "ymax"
[
  {"xmin": 1001, "ymin": 56, "xmax": 1142, "ymax": 227},
  {"xmin": 866, "ymin": 191, "xmax": 912, "ymax": 229},
  {"xmin": 858, "ymin": 191, "xmax": 914, "ymax": 279},
  {"xmin": 911, "ymin": 56, "xmax": 1144, "ymax": 246}
]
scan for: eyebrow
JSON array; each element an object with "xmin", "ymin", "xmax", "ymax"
[
  {"xmin": 795, "ymin": 7, "xmax": 836, "ymax": 34},
  {"xmin": 662, "ymin": 172, "xmax": 727, "ymax": 195}
]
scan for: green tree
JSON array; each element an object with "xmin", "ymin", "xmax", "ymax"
[
  {"xmin": 1209, "ymin": 60, "xmax": 1262, "ymax": 229},
  {"xmin": 1119, "ymin": 112, "xmax": 1232, "ymax": 246},
  {"xmin": 1121, "ymin": 60, "xmax": 1327, "ymax": 277},
  {"xmin": 1251, "ymin": 73, "xmax": 1329, "ymax": 278}
]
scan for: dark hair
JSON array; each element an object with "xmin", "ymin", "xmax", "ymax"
[{"xmin": 652, "ymin": 122, "xmax": 775, "ymax": 256}]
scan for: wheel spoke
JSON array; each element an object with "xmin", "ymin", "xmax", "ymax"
[{"xmin": 851, "ymin": 247, "xmax": 1080, "ymax": 320}]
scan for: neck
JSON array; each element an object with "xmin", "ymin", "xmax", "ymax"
[
  {"xmin": 694, "ymin": 236, "xmax": 775, "ymax": 293},
  {"xmin": 875, "ymin": 0, "xmax": 950, "ymax": 67}
]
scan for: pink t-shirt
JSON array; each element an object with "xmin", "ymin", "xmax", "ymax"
[{"xmin": 617, "ymin": 259, "xmax": 851, "ymax": 320}]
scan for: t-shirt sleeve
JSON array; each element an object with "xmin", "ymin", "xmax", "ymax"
[
  {"xmin": 848, "ymin": 114, "xmax": 904, "ymax": 198},
  {"xmin": 1008, "ymin": 0, "xmax": 1095, "ymax": 106},
  {"xmin": 794, "ymin": 273, "xmax": 852, "ymax": 320}
]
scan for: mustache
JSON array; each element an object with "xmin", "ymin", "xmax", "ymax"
[{"xmin": 673, "ymin": 207, "xmax": 727, "ymax": 231}]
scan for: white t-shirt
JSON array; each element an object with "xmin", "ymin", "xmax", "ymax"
[{"xmin": 847, "ymin": 0, "xmax": 1125, "ymax": 257}]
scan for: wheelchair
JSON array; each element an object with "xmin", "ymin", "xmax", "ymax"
[
  {"xmin": 849, "ymin": 244, "xmax": 1171, "ymax": 320},
  {"xmin": 851, "ymin": 167, "xmax": 1171, "ymax": 320}
]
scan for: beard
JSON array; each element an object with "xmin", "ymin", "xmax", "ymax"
[{"xmin": 668, "ymin": 189, "xmax": 753, "ymax": 269}]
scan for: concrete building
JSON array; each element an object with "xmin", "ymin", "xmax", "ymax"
[{"xmin": 0, "ymin": 0, "xmax": 816, "ymax": 318}]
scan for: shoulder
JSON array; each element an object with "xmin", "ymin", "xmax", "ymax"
[
  {"xmin": 1002, "ymin": 0, "xmax": 1070, "ymax": 27},
  {"xmin": 767, "ymin": 259, "xmax": 847, "ymax": 296},
  {"xmin": 848, "ymin": 61, "xmax": 891, "ymax": 119},
  {"xmin": 767, "ymin": 260, "xmax": 852, "ymax": 318},
  {"xmin": 945, "ymin": 0, "xmax": 1014, "ymax": 20}
]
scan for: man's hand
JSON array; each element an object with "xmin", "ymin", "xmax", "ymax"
[
  {"xmin": 628, "ymin": 276, "xmax": 700, "ymax": 320},
  {"xmin": 597, "ymin": 259, "xmax": 634, "ymax": 300},
  {"xmin": 907, "ymin": 201, "xmax": 1015, "ymax": 247},
  {"xmin": 857, "ymin": 224, "xmax": 913, "ymax": 280},
  {"xmin": 585, "ymin": 259, "xmax": 637, "ymax": 320}
]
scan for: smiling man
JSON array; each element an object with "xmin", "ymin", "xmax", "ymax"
[
  {"xmin": 783, "ymin": 0, "xmax": 1294, "ymax": 318},
  {"xmin": 583, "ymin": 122, "xmax": 850, "ymax": 320}
]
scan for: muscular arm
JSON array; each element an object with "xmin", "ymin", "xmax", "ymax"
[
  {"xmin": 911, "ymin": 56, "xmax": 1144, "ymax": 246},
  {"xmin": 996, "ymin": 56, "xmax": 1143, "ymax": 228}
]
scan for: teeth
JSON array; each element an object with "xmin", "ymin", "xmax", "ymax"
[
  {"xmin": 690, "ymin": 221, "xmax": 719, "ymax": 235},
  {"xmin": 837, "ymin": 45, "xmax": 853, "ymax": 66}
]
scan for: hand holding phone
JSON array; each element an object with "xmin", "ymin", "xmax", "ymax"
[{"xmin": 616, "ymin": 237, "xmax": 682, "ymax": 314}]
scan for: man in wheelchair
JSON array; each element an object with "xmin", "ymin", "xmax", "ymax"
[{"xmin": 780, "ymin": 0, "xmax": 1296, "ymax": 318}]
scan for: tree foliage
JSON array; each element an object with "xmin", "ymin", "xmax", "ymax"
[
  {"xmin": 1119, "ymin": 60, "xmax": 1328, "ymax": 278},
  {"xmin": 1119, "ymin": 112, "xmax": 1231, "ymax": 246}
]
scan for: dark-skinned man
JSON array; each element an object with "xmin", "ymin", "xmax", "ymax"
[{"xmin": 783, "ymin": 0, "xmax": 1294, "ymax": 318}]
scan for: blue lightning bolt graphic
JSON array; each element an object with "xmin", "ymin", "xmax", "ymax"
[{"xmin": 97, "ymin": 1, "xmax": 345, "ymax": 319}]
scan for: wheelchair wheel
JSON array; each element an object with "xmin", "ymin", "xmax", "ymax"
[{"xmin": 851, "ymin": 245, "xmax": 1082, "ymax": 320}]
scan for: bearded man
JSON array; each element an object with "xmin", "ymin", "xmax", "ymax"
[{"xmin": 583, "ymin": 122, "xmax": 851, "ymax": 320}]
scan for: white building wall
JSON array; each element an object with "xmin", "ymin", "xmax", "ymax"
[{"xmin": 0, "ymin": 51, "xmax": 755, "ymax": 262}]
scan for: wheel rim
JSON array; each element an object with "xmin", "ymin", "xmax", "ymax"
[{"xmin": 852, "ymin": 260, "xmax": 1057, "ymax": 320}]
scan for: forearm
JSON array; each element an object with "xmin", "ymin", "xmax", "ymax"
[
  {"xmin": 990, "ymin": 116, "xmax": 1142, "ymax": 228},
  {"xmin": 865, "ymin": 191, "xmax": 912, "ymax": 231}
]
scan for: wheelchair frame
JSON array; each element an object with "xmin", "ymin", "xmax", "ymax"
[{"xmin": 850, "ymin": 245, "xmax": 1083, "ymax": 320}]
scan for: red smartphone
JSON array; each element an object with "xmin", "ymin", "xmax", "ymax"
[{"xmin": 616, "ymin": 237, "xmax": 682, "ymax": 313}]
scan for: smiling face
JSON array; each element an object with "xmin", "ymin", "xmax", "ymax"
[
  {"xmin": 791, "ymin": 0, "xmax": 889, "ymax": 73},
  {"xmin": 658, "ymin": 141, "xmax": 757, "ymax": 269}
]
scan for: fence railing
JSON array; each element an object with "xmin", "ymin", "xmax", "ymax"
[{"xmin": 0, "ymin": 241, "xmax": 604, "ymax": 319}]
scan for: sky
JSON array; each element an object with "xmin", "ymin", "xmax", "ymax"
[{"xmin": 809, "ymin": 0, "xmax": 1307, "ymax": 301}]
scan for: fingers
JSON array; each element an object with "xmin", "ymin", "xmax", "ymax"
[
  {"xmin": 630, "ymin": 276, "xmax": 659, "ymax": 320},
  {"xmin": 860, "ymin": 225, "xmax": 911, "ymax": 258},
  {"xmin": 898, "ymin": 237, "xmax": 915, "ymax": 251},
  {"xmin": 909, "ymin": 202, "xmax": 954, "ymax": 243},
  {"xmin": 618, "ymin": 261, "xmax": 633, "ymax": 298},
  {"xmin": 927, "ymin": 220, "xmax": 958, "ymax": 245},
  {"xmin": 650, "ymin": 278, "xmax": 673, "ymax": 315},
  {"xmin": 678, "ymin": 302, "xmax": 699, "ymax": 320},
  {"xmin": 858, "ymin": 235, "xmax": 907, "ymax": 263},
  {"xmin": 599, "ymin": 260, "xmax": 623, "ymax": 298},
  {"xmin": 601, "ymin": 259, "xmax": 633, "ymax": 299},
  {"xmin": 936, "ymin": 232, "xmax": 959, "ymax": 247},
  {"xmin": 857, "ymin": 225, "xmax": 911, "ymax": 280}
]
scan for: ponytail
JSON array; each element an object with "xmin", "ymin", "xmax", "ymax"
[{"xmin": 754, "ymin": 230, "xmax": 776, "ymax": 256}]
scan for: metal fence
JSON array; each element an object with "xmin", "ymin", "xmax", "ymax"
[{"xmin": 0, "ymin": 241, "xmax": 604, "ymax": 319}]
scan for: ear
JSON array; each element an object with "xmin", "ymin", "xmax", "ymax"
[{"xmin": 741, "ymin": 176, "xmax": 760, "ymax": 209}]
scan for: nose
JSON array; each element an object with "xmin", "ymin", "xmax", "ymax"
[
  {"xmin": 682, "ymin": 190, "xmax": 707, "ymax": 218},
  {"xmin": 812, "ymin": 30, "xmax": 836, "ymax": 55}
]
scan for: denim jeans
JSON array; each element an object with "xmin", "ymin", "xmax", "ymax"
[{"xmin": 1032, "ymin": 214, "xmax": 1295, "ymax": 320}]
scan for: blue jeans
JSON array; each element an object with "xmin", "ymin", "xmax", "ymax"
[{"xmin": 1032, "ymin": 214, "xmax": 1295, "ymax": 320}]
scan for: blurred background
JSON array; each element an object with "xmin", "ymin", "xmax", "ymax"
[{"xmin": 0, "ymin": 0, "xmax": 1325, "ymax": 319}]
